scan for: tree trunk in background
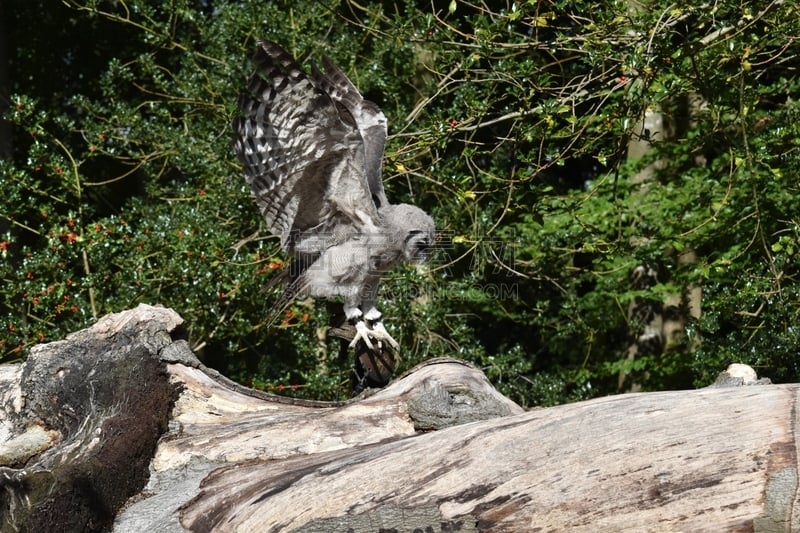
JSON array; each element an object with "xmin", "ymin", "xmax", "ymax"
[{"xmin": 618, "ymin": 67, "xmax": 704, "ymax": 391}]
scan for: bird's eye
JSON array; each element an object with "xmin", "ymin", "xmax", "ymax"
[{"xmin": 405, "ymin": 230, "xmax": 424, "ymax": 245}]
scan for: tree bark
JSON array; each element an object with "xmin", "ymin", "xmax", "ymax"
[{"xmin": 0, "ymin": 305, "xmax": 793, "ymax": 532}]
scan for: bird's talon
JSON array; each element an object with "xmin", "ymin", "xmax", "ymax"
[
  {"xmin": 349, "ymin": 320, "xmax": 375, "ymax": 351},
  {"xmin": 369, "ymin": 320, "xmax": 400, "ymax": 350},
  {"xmin": 348, "ymin": 319, "xmax": 399, "ymax": 352}
]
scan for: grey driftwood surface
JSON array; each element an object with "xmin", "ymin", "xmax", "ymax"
[{"xmin": 0, "ymin": 304, "xmax": 797, "ymax": 532}]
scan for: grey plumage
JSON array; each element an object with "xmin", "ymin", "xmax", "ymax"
[{"xmin": 233, "ymin": 40, "xmax": 435, "ymax": 350}]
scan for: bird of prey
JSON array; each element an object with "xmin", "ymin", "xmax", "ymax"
[{"xmin": 232, "ymin": 40, "xmax": 436, "ymax": 355}]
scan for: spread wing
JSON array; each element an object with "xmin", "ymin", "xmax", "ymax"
[
  {"xmin": 232, "ymin": 40, "xmax": 388, "ymax": 253},
  {"xmin": 312, "ymin": 57, "xmax": 389, "ymax": 209}
]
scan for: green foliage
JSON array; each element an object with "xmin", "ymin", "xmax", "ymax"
[{"xmin": 2, "ymin": 0, "xmax": 798, "ymax": 406}]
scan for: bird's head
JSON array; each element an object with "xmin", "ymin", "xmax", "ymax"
[{"xmin": 379, "ymin": 204, "xmax": 436, "ymax": 264}]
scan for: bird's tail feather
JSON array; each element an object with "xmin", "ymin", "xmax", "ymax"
[
  {"xmin": 265, "ymin": 274, "xmax": 311, "ymax": 327},
  {"xmin": 264, "ymin": 255, "xmax": 316, "ymax": 327}
]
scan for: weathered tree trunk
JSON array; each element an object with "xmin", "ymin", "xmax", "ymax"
[
  {"xmin": 620, "ymin": 86, "xmax": 705, "ymax": 391},
  {"xmin": 0, "ymin": 305, "xmax": 794, "ymax": 532}
]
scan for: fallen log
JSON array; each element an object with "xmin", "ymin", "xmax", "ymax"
[{"xmin": 0, "ymin": 304, "xmax": 795, "ymax": 532}]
